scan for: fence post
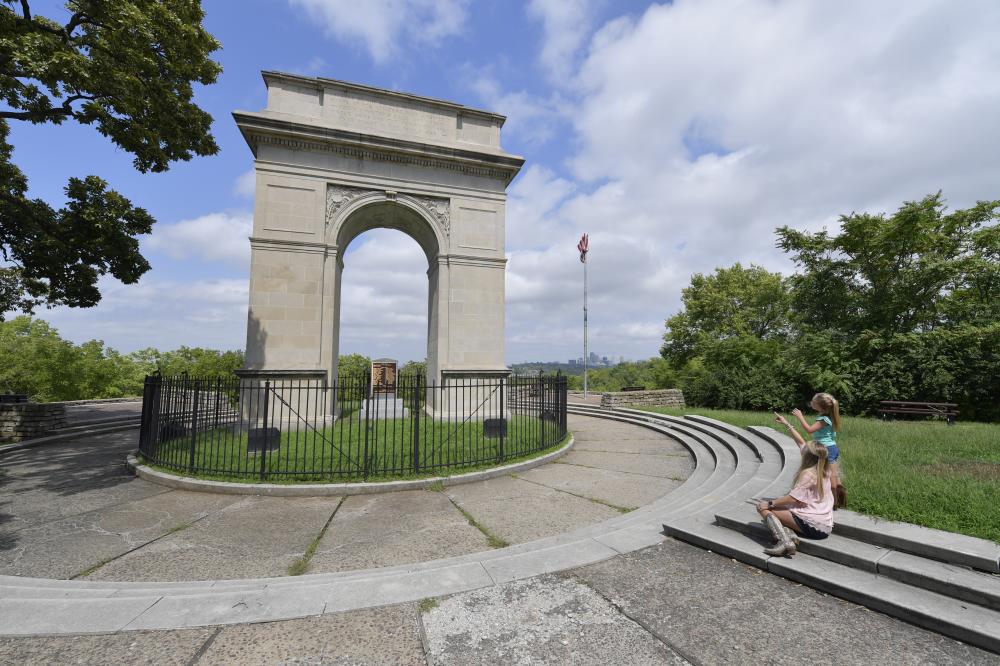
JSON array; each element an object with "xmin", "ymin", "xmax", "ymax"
[
  {"xmin": 188, "ymin": 381, "xmax": 201, "ymax": 473},
  {"xmin": 259, "ymin": 380, "xmax": 270, "ymax": 481},
  {"xmin": 538, "ymin": 371, "xmax": 544, "ymax": 448},
  {"xmin": 150, "ymin": 374, "xmax": 162, "ymax": 457},
  {"xmin": 363, "ymin": 370, "xmax": 371, "ymax": 480},
  {"xmin": 498, "ymin": 376, "xmax": 505, "ymax": 463},
  {"xmin": 138, "ymin": 375, "xmax": 152, "ymax": 456},
  {"xmin": 411, "ymin": 374, "xmax": 421, "ymax": 474}
]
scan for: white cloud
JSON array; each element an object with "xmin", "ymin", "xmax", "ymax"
[
  {"xmin": 469, "ymin": 76, "xmax": 569, "ymax": 147},
  {"xmin": 502, "ymin": 0, "xmax": 1000, "ymax": 362},
  {"xmin": 527, "ymin": 0, "xmax": 600, "ymax": 83},
  {"xmin": 233, "ymin": 170, "xmax": 255, "ymax": 198},
  {"xmin": 40, "ymin": 276, "xmax": 249, "ymax": 353},
  {"xmin": 146, "ymin": 212, "xmax": 253, "ymax": 268},
  {"xmin": 338, "ymin": 229, "xmax": 430, "ymax": 360},
  {"xmin": 289, "ymin": 0, "xmax": 469, "ymax": 63}
]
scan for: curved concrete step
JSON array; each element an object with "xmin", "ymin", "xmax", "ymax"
[{"xmin": 833, "ymin": 511, "xmax": 1000, "ymax": 574}]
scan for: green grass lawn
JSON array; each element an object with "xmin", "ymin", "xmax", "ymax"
[
  {"xmin": 636, "ymin": 406, "xmax": 1000, "ymax": 543},
  {"xmin": 142, "ymin": 413, "xmax": 565, "ymax": 483}
]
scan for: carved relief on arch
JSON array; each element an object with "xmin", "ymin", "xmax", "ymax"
[
  {"xmin": 325, "ymin": 184, "xmax": 372, "ymax": 227},
  {"xmin": 324, "ymin": 183, "xmax": 451, "ymax": 239},
  {"xmin": 408, "ymin": 193, "xmax": 451, "ymax": 238}
]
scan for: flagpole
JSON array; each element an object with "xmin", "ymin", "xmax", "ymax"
[{"xmin": 583, "ymin": 247, "xmax": 589, "ymax": 398}]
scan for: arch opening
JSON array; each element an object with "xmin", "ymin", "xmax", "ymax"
[
  {"xmin": 337, "ymin": 228, "xmax": 429, "ymax": 375},
  {"xmin": 330, "ymin": 199, "xmax": 443, "ymax": 383}
]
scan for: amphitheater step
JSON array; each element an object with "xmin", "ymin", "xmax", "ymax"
[
  {"xmin": 877, "ymin": 550, "xmax": 1000, "ymax": 613},
  {"xmin": 667, "ymin": 514, "xmax": 1000, "ymax": 654},
  {"xmin": 717, "ymin": 507, "xmax": 1000, "ymax": 610},
  {"xmin": 662, "ymin": 517, "xmax": 770, "ymax": 568},
  {"xmin": 767, "ymin": 550, "xmax": 1000, "ymax": 653},
  {"xmin": 714, "ymin": 505, "xmax": 890, "ymax": 572},
  {"xmin": 833, "ymin": 511, "xmax": 1000, "ymax": 574}
]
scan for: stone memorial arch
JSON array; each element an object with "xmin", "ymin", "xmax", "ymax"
[{"xmin": 233, "ymin": 72, "xmax": 524, "ymax": 389}]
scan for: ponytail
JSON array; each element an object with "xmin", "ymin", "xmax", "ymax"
[{"xmin": 812, "ymin": 392, "xmax": 841, "ymax": 432}]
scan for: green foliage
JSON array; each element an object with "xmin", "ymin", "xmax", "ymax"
[
  {"xmin": 663, "ymin": 194, "xmax": 1000, "ymax": 421},
  {"xmin": 567, "ymin": 357, "xmax": 677, "ymax": 392},
  {"xmin": 777, "ymin": 193, "xmax": 1000, "ymax": 335},
  {"xmin": 337, "ymin": 353, "xmax": 371, "ymax": 378},
  {"xmin": 677, "ymin": 336, "xmax": 796, "ymax": 411},
  {"xmin": 133, "ymin": 346, "xmax": 245, "ymax": 379},
  {"xmin": 0, "ymin": 1, "xmax": 221, "ymax": 317},
  {"xmin": 662, "ymin": 263, "xmax": 790, "ymax": 365},
  {"xmin": 0, "ymin": 316, "xmax": 242, "ymax": 401},
  {"xmin": 400, "ymin": 358, "xmax": 427, "ymax": 378}
]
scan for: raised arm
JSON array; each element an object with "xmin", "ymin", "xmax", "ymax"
[
  {"xmin": 792, "ymin": 408, "xmax": 823, "ymax": 434},
  {"xmin": 775, "ymin": 413, "xmax": 807, "ymax": 449}
]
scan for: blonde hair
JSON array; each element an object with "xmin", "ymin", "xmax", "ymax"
[
  {"xmin": 811, "ymin": 392, "xmax": 841, "ymax": 432},
  {"xmin": 794, "ymin": 441, "xmax": 829, "ymax": 499}
]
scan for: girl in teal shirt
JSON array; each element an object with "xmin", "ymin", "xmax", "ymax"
[{"xmin": 789, "ymin": 392, "xmax": 843, "ymax": 491}]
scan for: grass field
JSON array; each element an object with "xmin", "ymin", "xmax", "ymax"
[
  {"xmin": 637, "ymin": 406, "xmax": 1000, "ymax": 543},
  {"xmin": 142, "ymin": 413, "xmax": 565, "ymax": 483}
]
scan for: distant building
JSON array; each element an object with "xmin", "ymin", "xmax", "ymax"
[{"xmin": 569, "ymin": 359, "xmax": 577, "ymax": 366}]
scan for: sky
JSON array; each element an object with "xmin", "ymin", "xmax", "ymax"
[{"xmin": 12, "ymin": 0, "xmax": 1000, "ymax": 364}]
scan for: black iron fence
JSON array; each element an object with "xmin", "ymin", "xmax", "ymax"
[{"xmin": 137, "ymin": 372, "xmax": 568, "ymax": 482}]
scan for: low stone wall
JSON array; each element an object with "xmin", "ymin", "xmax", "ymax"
[
  {"xmin": 600, "ymin": 389, "xmax": 685, "ymax": 409},
  {"xmin": 0, "ymin": 403, "xmax": 68, "ymax": 443}
]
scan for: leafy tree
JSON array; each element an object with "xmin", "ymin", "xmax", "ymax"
[
  {"xmin": 565, "ymin": 358, "xmax": 678, "ymax": 392},
  {"xmin": 141, "ymin": 346, "xmax": 244, "ymax": 378},
  {"xmin": 337, "ymin": 353, "xmax": 371, "ymax": 378},
  {"xmin": 400, "ymin": 358, "xmax": 427, "ymax": 379},
  {"xmin": 0, "ymin": 1, "xmax": 221, "ymax": 317},
  {"xmin": 777, "ymin": 193, "xmax": 1000, "ymax": 336},
  {"xmin": 0, "ymin": 316, "xmax": 246, "ymax": 400},
  {"xmin": 661, "ymin": 263, "xmax": 790, "ymax": 364},
  {"xmin": 662, "ymin": 193, "xmax": 1000, "ymax": 420}
]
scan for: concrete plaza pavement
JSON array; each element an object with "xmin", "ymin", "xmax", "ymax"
[{"xmin": 1, "ymin": 413, "xmax": 997, "ymax": 663}]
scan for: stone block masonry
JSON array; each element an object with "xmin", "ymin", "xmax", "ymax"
[
  {"xmin": 600, "ymin": 389, "xmax": 685, "ymax": 409},
  {"xmin": 0, "ymin": 402, "xmax": 67, "ymax": 443}
]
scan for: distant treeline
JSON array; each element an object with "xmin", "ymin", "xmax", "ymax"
[
  {"xmin": 0, "ymin": 318, "xmax": 433, "ymax": 402},
  {"xmin": 0, "ymin": 317, "xmax": 245, "ymax": 402}
]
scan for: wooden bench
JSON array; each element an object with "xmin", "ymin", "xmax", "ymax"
[
  {"xmin": 620, "ymin": 386, "xmax": 646, "ymax": 392},
  {"xmin": 878, "ymin": 400, "xmax": 959, "ymax": 425}
]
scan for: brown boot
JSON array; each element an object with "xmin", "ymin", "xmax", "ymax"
[
  {"xmin": 785, "ymin": 526, "xmax": 800, "ymax": 547},
  {"xmin": 763, "ymin": 514, "xmax": 796, "ymax": 557}
]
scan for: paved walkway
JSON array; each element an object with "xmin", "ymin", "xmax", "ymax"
[
  {"xmin": 1, "ymin": 414, "xmax": 996, "ymax": 663},
  {"xmin": 62, "ymin": 401, "xmax": 143, "ymax": 426},
  {"xmin": 0, "ymin": 415, "xmax": 690, "ymax": 581}
]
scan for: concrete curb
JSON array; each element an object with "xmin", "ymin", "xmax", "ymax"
[
  {"xmin": 126, "ymin": 435, "xmax": 575, "ymax": 496},
  {"xmin": 0, "ymin": 423, "xmax": 140, "ymax": 457}
]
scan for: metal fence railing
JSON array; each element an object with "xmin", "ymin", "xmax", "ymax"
[{"xmin": 137, "ymin": 372, "xmax": 568, "ymax": 482}]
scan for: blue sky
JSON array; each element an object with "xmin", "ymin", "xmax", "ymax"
[{"xmin": 14, "ymin": 0, "xmax": 1000, "ymax": 364}]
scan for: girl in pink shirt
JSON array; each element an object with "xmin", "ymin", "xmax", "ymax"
[{"xmin": 755, "ymin": 413, "xmax": 834, "ymax": 557}]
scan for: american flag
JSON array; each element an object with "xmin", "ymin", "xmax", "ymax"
[{"xmin": 577, "ymin": 233, "xmax": 589, "ymax": 263}]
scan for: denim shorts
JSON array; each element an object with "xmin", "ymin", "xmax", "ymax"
[
  {"xmin": 824, "ymin": 444, "xmax": 840, "ymax": 463},
  {"xmin": 793, "ymin": 515, "xmax": 830, "ymax": 540}
]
